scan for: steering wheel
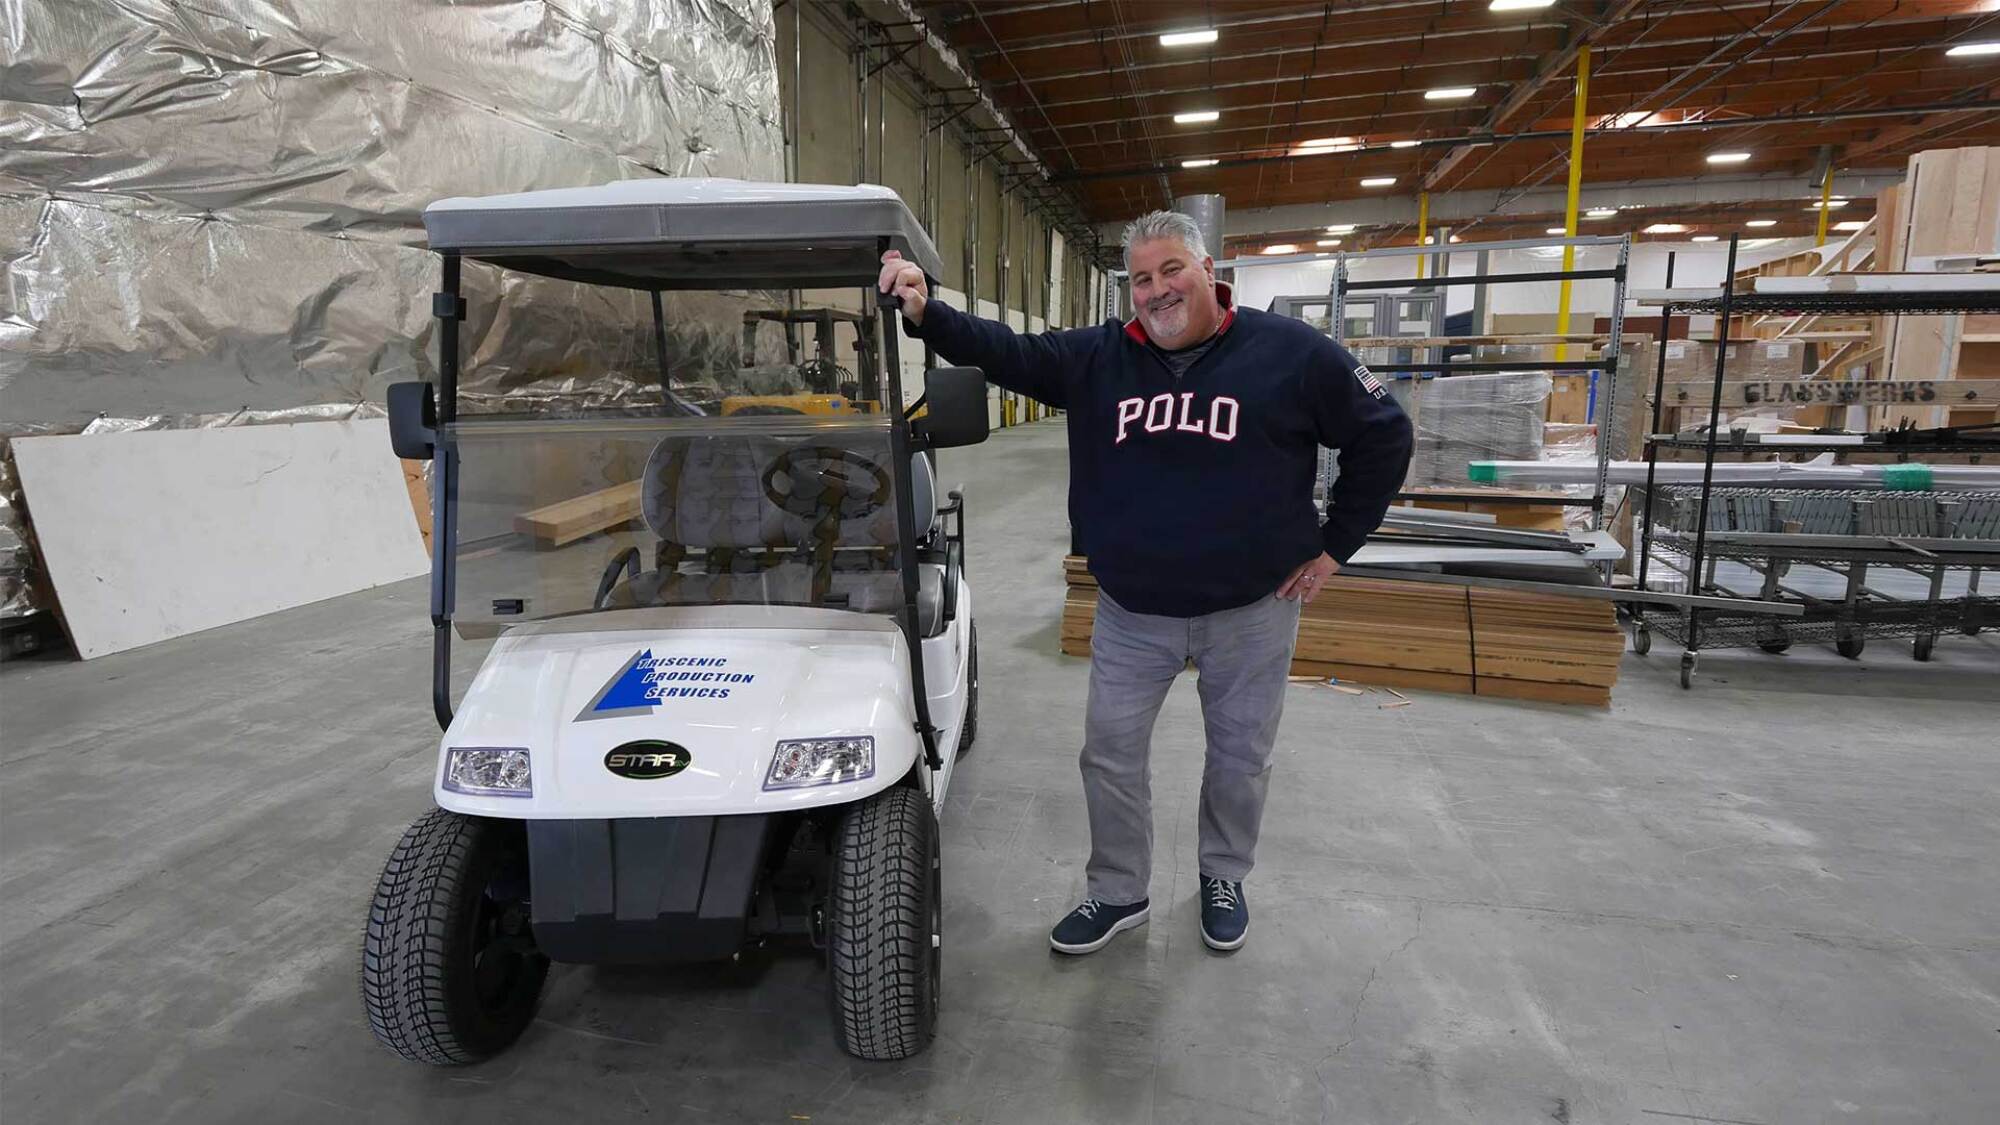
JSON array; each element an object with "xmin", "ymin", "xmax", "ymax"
[{"xmin": 760, "ymin": 446, "xmax": 892, "ymax": 524}]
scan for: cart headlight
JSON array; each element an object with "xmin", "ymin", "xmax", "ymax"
[
  {"xmin": 764, "ymin": 737, "xmax": 874, "ymax": 790},
  {"xmin": 443, "ymin": 748, "xmax": 533, "ymax": 797}
]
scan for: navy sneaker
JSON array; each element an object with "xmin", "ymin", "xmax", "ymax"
[
  {"xmin": 1049, "ymin": 898, "xmax": 1150, "ymax": 954},
  {"xmin": 1199, "ymin": 877, "xmax": 1248, "ymax": 951}
]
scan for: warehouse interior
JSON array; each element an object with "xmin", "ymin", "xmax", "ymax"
[{"xmin": 3, "ymin": 2, "xmax": 1998, "ymax": 1122}]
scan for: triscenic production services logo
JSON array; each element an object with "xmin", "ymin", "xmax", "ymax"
[
  {"xmin": 604, "ymin": 740, "xmax": 692, "ymax": 780},
  {"xmin": 575, "ymin": 648, "xmax": 759, "ymax": 721}
]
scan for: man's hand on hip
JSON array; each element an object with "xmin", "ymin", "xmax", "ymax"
[
  {"xmin": 877, "ymin": 250, "xmax": 929, "ymax": 326},
  {"xmin": 1278, "ymin": 552, "xmax": 1340, "ymax": 604}
]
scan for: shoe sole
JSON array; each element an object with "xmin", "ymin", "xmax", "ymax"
[
  {"xmin": 1200, "ymin": 921, "xmax": 1248, "ymax": 951},
  {"xmin": 1049, "ymin": 906, "xmax": 1151, "ymax": 955}
]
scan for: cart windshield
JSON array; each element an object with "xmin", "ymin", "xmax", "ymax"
[{"xmin": 446, "ymin": 415, "xmax": 916, "ymax": 633}]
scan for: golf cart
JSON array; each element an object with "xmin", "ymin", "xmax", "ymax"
[{"xmin": 362, "ymin": 180, "xmax": 987, "ymax": 1065}]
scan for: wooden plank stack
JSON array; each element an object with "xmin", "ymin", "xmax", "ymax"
[{"xmin": 1061, "ymin": 556, "xmax": 1622, "ymax": 705}]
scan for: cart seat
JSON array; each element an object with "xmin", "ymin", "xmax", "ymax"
[
  {"xmin": 607, "ymin": 560, "xmax": 946, "ymax": 635},
  {"xmin": 641, "ymin": 435, "xmax": 939, "ymax": 549}
]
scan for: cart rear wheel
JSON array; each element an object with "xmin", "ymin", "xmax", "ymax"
[
  {"xmin": 957, "ymin": 624, "xmax": 979, "ymax": 757},
  {"xmin": 1756, "ymin": 626, "xmax": 1791, "ymax": 655},
  {"xmin": 1836, "ymin": 632, "xmax": 1865, "ymax": 659},
  {"xmin": 1631, "ymin": 624, "xmax": 1651, "ymax": 656},
  {"xmin": 827, "ymin": 787, "xmax": 939, "ymax": 1061},
  {"xmin": 361, "ymin": 809, "xmax": 548, "ymax": 1065},
  {"xmin": 1679, "ymin": 651, "xmax": 1696, "ymax": 689},
  {"xmin": 1913, "ymin": 634, "xmax": 1935, "ymax": 662}
]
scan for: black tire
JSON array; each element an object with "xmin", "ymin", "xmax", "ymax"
[
  {"xmin": 1913, "ymin": 634, "xmax": 1935, "ymax": 662},
  {"xmin": 957, "ymin": 625, "xmax": 979, "ymax": 757},
  {"xmin": 361, "ymin": 809, "xmax": 548, "ymax": 1065},
  {"xmin": 827, "ymin": 788, "xmax": 939, "ymax": 1061},
  {"xmin": 1836, "ymin": 632, "xmax": 1865, "ymax": 659},
  {"xmin": 1631, "ymin": 625, "xmax": 1651, "ymax": 655}
]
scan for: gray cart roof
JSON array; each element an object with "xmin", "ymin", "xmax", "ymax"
[{"xmin": 422, "ymin": 179, "xmax": 946, "ymax": 290}]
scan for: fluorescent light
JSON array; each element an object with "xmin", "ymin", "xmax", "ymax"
[
  {"xmin": 1586, "ymin": 208, "xmax": 1618, "ymax": 218},
  {"xmin": 1546, "ymin": 227, "xmax": 1569, "ymax": 235},
  {"xmin": 1173, "ymin": 110, "xmax": 1220, "ymax": 125},
  {"xmin": 1644, "ymin": 223, "xmax": 1687, "ymax": 234},
  {"xmin": 1262, "ymin": 244, "xmax": 1298, "ymax": 255},
  {"xmin": 1360, "ymin": 176, "xmax": 1398, "ymax": 187},
  {"xmin": 1805, "ymin": 200, "xmax": 1848, "ymax": 210},
  {"xmin": 1834, "ymin": 220, "xmax": 1867, "ymax": 231},
  {"xmin": 1490, "ymin": 0, "xmax": 1557, "ymax": 9},
  {"xmin": 1691, "ymin": 235, "xmax": 1719, "ymax": 243},
  {"xmin": 1317, "ymin": 239, "xmax": 1343, "ymax": 247},
  {"xmin": 1181, "ymin": 158, "xmax": 1218, "ymax": 168},
  {"xmin": 1706, "ymin": 151, "xmax": 1752, "ymax": 165},
  {"xmin": 1946, "ymin": 41, "xmax": 2000, "ymax": 57},
  {"xmin": 1325, "ymin": 223, "xmax": 1356, "ymax": 233},
  {"xmin": 1160, "ymin": 28, "xmax": 1219, "ymax": 47},
  {"xmin": 1448, "ymin": 235, "xmax": 1463, "ymax": 244},
  {"xmin": 1390, "ymin": 139, "xmax": 1422, "ymax": 148},
  {"xmin": 1425, "ymin": 87, "xmax": 1477, "ymax": 101},
  {"xmin": 1298, "ymin": 136, "xmax": 1357, "ymax": 148},
  {"xmin": 1745, "ymin": 219, "xmax": 1778, "ymax": 228}
]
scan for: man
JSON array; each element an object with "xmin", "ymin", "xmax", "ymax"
[{"xmin": 878, "ymin": 210, "xmax": 1412, "ymax": 955}]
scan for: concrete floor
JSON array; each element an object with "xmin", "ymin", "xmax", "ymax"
[{"xmin": 4, "ymin": 419, "xmax": 1998, "ymax": 1125}]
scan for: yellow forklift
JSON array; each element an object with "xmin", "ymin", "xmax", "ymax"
[{"xmin": 721, "ymin": 307, "xmax": 883, "ymax": 416}]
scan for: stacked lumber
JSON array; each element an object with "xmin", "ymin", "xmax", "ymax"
[{"xmin": 1060, "ymin": 556, "xmax": 1621, "ymax": 705}]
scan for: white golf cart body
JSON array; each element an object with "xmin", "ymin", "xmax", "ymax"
[{"xmin": 362, "ymin": 179, "xmax": 980, "ymax": 1064}]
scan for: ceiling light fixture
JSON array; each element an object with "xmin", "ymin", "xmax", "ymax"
[
  {"xmin": 1390, "ymin": 139, "xmax": 1422, "ymax": 148},
  {"xmin": 1706, "ymin": 151, "xmax": 1752, "ymax": 165},
  {"xmin": 1945, "ymin": 41, "xmax": 2000, "ymax": 57},
  {"xmin": 1360, "ymin": 176, "xmax": 1398, "ymax": 187},
  {"xmin": 1490, "ymin": 0, "xmax": 1557, "ymax": 9},
  {"xmin": 1834, "ymin": 220, "xmax": 1868, "ymax": 231},
  {"xmin": 1691, "ymin": 235, "xmax": 1719, "ymax": 242},
  {"xmin": 1546, "ymin": 227, "xmax": 1569, "ymax": 235},
  {"xmin": 1181, "ymin": 158, "xmax": 1218, "ymax": 168},
  {"xmin": 1317, "ymin": 239, "xmax": 1344, "ymax": 247},
  {"xmin": 1173, "ymin": 110, "xmax": 1220, "ymax": 125},
  {"xmin": 1262, "ymin": 244, "xmax": 1299, "ymax": 255},
  {"xmin": 1424, "ymin": 87, "xmax": 1477, "ymax": 101},
  {"xmin": 1325, "ymin": 224, "xmax": 1356, "ymax": 233},
  {"xmin": 1745, "ymin": 219, "xmax": 1778, "ymax": 228},
  {"xmin": 1806, "ymin": 200, "xmax": 1848, "ymax": 210},
  {"xmin": 1586, "ymin": 208, "xmax": 1618, "ymax": 218},
  {"xmin": 1159, "ymin": 29, "xmax": 1219, "ymax": 47},
  {"xmin": 1644, "ymin": 223, "xmax": 1687, "ymax": 234}
]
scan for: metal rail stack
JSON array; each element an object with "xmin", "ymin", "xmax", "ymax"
[{"xmin": 1631, "ymin": 237, "xmax": 2000, "ymax": 687}]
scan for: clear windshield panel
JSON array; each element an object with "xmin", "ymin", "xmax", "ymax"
[{"xmin": 445, "ymin": 416, "xmax": 907, "ymax": 633}]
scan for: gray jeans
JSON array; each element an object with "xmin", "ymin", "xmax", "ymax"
[{"xmin": 1081, "ymin": 590, "xmax": 1303, "ymax": 905}]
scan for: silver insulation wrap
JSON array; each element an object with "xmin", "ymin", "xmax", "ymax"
[{"xmin": 0, "ymin": 0, "xmax": 786, "ymax": 617}]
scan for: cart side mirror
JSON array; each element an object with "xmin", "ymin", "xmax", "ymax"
[
  {"xmin": 914, "ymin": 366, "xmax": 989, "ymax": 449},
  {"xmin": 388, "ymin": 381, "xmax": 437, "ymax": 460}
]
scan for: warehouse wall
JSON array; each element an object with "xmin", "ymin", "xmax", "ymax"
[{"xmin": 774, "ymin": 2, "xmax": 1102, "ymax": 354}]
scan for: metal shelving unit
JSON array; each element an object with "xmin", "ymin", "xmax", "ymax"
[
  {"xmin": 1630, "ymin": 236, "xmax": 2000, "ymax": 686},
  {"xmin": 1327, "ymin": 234, "xmax": 1634, "ymax": 534}
]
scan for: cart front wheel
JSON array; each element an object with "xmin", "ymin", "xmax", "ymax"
[
  {"xmin": 1631, "ymin": 624, "xmax": 1651, "ymax": 656},
  {"xmin": 1836, "ymin": 632, "xmax": 1865, "ymax": 660},
  {"xmin": 361, "ymin": 809, "xmax": 548, "ymax": 1065},
  {"xmin": 827, "ymin": 787, "xmax": 940, "ymax": 1061},
  {"xmin": 1913, "ymin": 634, "xmax": 1935, "ymax": 662},
  {"xmin": 1679, "ymin": 651, "xmax": 1697, "ymax": 689}
]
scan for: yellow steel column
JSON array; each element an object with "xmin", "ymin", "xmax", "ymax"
[
  {"xmin": 1554, "ymin": 46, "xmax": 1591, "ymax": 362},
  {"xmin": 1415, "ymin": 191, "xmax": 1430, "ymax": 280},
  {"xmin": 1814, "ymin": 164, "xmax": 1835, "ymax": 247}
]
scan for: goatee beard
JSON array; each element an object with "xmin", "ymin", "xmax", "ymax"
[{"xmin": 1145, "ymin": 303, "xmax": 1189, "ymax": 342}]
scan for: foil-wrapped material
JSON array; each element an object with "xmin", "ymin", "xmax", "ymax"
[{"xmin": 0, "ymin": 0, "xmax": 784, "ymax": 617}]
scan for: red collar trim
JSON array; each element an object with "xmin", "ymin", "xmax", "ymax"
[{"xmin": 1124, "ymin": 281, "xmax": 1235, "ymax": 345}]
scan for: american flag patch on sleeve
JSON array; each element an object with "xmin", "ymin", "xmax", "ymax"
[{"xmin": 1354, "ymin": 364, "xmax": 1387, "ymax": 399}]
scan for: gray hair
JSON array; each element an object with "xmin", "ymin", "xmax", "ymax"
[{"xmin": 1121, "ymin": 210, "xmax": 1207, "ymax": 271}]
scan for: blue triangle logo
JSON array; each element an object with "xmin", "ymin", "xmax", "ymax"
[{"xmin": 578, "ymin": 649, "xmax": 661, "ymax": 720}]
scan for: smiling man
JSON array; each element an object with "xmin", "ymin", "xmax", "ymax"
[{"xmin": 879, "ymin": 210, "xmax": 1411, "ymax": 956}]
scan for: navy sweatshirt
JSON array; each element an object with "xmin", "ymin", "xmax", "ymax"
[{"xmin": 907, "ymin": 287, "xmax": 1414, "ymax": 618}]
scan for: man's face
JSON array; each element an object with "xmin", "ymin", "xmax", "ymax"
[{"xmin": 1127, "ymin": 236, "xmax": 1220, "ymax": 349}]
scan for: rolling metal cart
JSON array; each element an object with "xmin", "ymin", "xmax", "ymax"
[{"xmin": 1631, "ymin": 235, "xmax": 2000, "ymax": 687}]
